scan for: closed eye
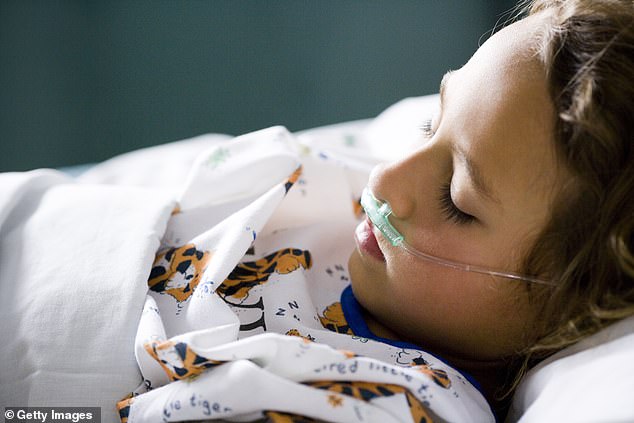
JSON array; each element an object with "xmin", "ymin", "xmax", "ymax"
[{"xmin": 439, "ymin": 181, "xmax": 476, "ymax": 224}]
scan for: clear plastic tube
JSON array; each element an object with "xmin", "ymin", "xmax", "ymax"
[{"xmin": 360, "ymin": 188, "xmax": 556, "ymax": 286}]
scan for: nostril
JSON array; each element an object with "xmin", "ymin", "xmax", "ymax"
[{"xmin": 361, "ymin": 188, "xmax": 405, "ymax": 247}]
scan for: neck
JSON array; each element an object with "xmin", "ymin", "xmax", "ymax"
[
  {"xmin": 444, "ymin": 355, "xmax": 514, "ymax": 408},
  {"xmin": 362, "ymin": 308, "xmax": 515, "ymax": 417}
]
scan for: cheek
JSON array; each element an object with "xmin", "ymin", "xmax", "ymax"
[
  {"xmin": 349, "ymin": 247, "xmax": 539, "ymax": 359},
  {"xmin": 385, "ymin": 257, "xmax": 538, "ymax": 357},
  {"xmin": 386, "ymin": 259, "xmax": 475, "ymax": 320},
  {"xmin": 386, "ymin": 252, "xmax": 461, "ymax": 298}
]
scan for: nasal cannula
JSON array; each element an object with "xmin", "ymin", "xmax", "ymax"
[{"xmin": 360, "ymin": 188, "xmax": 556, "ymax": 286}]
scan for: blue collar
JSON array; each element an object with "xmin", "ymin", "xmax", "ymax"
[
  {"xmin": 339, "ymin": 284, "xmax": 488, "ymax": 402},
  {"xmin": 340, "ymin": 284, "xmax": 430, "ymax": 350}
]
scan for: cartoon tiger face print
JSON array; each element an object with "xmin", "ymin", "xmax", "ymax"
[
  {"xmin": 144, "ymin": 340, "xmax": 223, "ymax": 381},
  {"xmin": 147, "ymin": 244, "xmax": 211, "ymax": 302},
  {"xmin": 217, "ymin": 248, "xmax": 312, "ymax": 300},
  {"xmin": 410, "ymin": 358, "xmax": 452, "ymax": 389},
  {"xmin": 263, "ymin": 381, "xmax": 434, "ymax": 423},
  {"xmin": 319, "ymin": 302, "xmax": 352, "ymax": 335},
  {"xmin": 310, "ymin": 380, "xmax": 435, "ymax": 423}
]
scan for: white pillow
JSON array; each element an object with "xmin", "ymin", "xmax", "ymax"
[
  {"xmin": 78, "ymin": 133, "xmax": 232, "ymax": 194},
  {"xmin": 508, "ymin": 316, "xmax": 634, "ymax": 422},
  {"xmin": 362, "ymin": 94, "xmax": 439, "ymax": 161}
]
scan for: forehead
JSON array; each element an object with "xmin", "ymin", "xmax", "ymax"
[
  {"xmin": 444, "ymin": 15, "xmax": 563, "ymax": 214},
  {"xmin": 459, "ymin": 16, "xmax": 549, "ymax": 114}
]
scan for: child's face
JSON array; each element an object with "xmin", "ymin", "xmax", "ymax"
[{"xmin": 349, "ymin": 14, "xmax": 567, "ymax": 361}]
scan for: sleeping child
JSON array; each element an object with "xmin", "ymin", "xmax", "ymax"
[{"xmin": 1, "ymin": 0, "xmax": 632, "ymax": 422}]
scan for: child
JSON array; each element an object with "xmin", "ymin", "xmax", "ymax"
[{"xmin": 350, "ymin": 0, "xmax": 634, "ymax": 410}]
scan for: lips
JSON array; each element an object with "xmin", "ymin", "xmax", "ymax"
[{"xmin": 354, "ymin": 218, "xmax": 386, "ymax": 262}]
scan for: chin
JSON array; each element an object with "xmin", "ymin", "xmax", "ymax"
[
  {"xmin": 347, "ymin": 251, "xmax": 383, "ymax": 311},
  {"xmin": 347, "ymin": 250, "xmax": 361, "ymax": 289},
  {"xmin": 347, "ymin": 250, "xmax": 370, "ymax": 301}
]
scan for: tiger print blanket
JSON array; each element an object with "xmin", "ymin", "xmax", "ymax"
[
  {"xmin": 0, "ymin": 123, "xmax": 493, "ymax": 422},
  {"xmin": 115, "ymin": 126, "xmax": 494, "ymax": 422}
]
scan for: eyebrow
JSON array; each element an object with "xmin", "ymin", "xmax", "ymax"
[
  {"xmin": 438, "ymin": 70, "xmax": 500, "ymax": 205},
  {"xmin": 454, "ymin": 146, "xmax": 501, "ymax": 205}
]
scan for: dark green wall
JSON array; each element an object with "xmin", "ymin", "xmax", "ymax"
[{"xmin": 1, "ymin": 0, "xmax": 517, "ymax": 171}]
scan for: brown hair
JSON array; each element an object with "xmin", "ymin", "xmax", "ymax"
[{"xmin": 516, "ymin": 0, "xmax": 634, "ymax": 374}]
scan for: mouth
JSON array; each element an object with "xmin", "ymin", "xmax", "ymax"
[{"xmin": 354, "ymin": 218, "xmax": 386, "ymax": 262}]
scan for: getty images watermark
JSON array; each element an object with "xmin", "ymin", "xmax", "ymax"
[{"xmin": 4, "ymin": 407, "xmax": 100, "ymax": 423}]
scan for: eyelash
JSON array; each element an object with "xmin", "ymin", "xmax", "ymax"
[
  {"xmin": 420, "ymin": 117, "xmax": 474, "ymax": 224},
  {"xmin": 439, "ymin": 181, "xmax": 476, "ymax": 225}
]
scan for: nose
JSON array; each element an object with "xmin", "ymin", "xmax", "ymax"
[
  {"xmin": 367, "ymin": 157, "xmax": 417, "ymax": 221},
  {"xmin": 368, "ymin": 143, "xmax": 446, "ymax": 222}
]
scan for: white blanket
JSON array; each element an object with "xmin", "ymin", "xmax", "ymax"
[
  {"xmin": 118, "ymin": 126, "xmax": 493, "ymax": 422},
  {"xmin": 0, "ymin": 170, "xmax": 175, "ymax": 422}
]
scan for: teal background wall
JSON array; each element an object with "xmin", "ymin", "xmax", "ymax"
[{"xmin": 1, "ymin": 0, "xmax": 516, "ymax": 171}]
